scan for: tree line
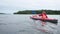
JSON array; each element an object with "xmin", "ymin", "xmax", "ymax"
[{"xmin": 14, "ymin": 10, "xmax": 60, "ymax": 14}]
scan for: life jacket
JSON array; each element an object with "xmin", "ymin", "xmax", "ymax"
[
  {"xmin": 41, "ymin": 13, "xmax": 48, "ymax": 19},
  {"xmin": 42, "ymin": 14, "xmax": 46, "ymax": 18}
]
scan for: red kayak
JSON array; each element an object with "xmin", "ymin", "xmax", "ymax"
[{"xmin": 30, "ymin": 16, "xmax": 58, "ymax": 24}]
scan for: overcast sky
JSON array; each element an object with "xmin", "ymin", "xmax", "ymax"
[{"xmin": 0, "ymin": 0, "xmax": 60, "ymax": 13}]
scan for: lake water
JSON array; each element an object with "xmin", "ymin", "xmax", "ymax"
[{"xmin": 0, "ymin": 14, "xmax": 60, "ymax": 34}]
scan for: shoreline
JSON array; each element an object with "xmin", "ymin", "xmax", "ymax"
[{"xmin": 13, "ymin": 14, "xmax": 60, "ymax": 15}]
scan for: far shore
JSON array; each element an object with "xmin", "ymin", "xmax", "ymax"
[{"xmin": 0, "ymin": 13, "xmax": 59, "ymax": 15}]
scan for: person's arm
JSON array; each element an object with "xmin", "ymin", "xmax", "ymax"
[
  {"xmin": 45, "ymin": 14, "xmax": 48, "ymax": 18},
  {"xmin": 38, "ymin": 14, "xmax": 42, "ymax": 16},
  {"xmin": 46, "ymin": 15, "xmax": 48, "ymax": 18}
]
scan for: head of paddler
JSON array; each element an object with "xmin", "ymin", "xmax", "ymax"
[{"xmin": 42, "ymin": 10, "xmax": 46, "ymax": 14}]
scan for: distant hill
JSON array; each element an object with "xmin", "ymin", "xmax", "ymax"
[
  {"xmin": 14, "ymin": 10, "xmax": 60, "ymax": 15},
  {"xmin": 0, "ymin": 13, "xmax": 5, "ymax": 14}
]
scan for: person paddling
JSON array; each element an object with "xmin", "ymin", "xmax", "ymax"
[{"xmin": 38, "ymin": 11, "xmax": 48, "ymax": 26}]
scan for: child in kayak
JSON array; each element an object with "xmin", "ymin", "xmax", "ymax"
[{"xmin": 38, "ymin": 11, "xmax": 48, "ymax": 26}]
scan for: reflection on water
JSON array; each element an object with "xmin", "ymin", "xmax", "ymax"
[{"xmin": 0, "ymin": 14, "xmax": 60, "ymax": 34}]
